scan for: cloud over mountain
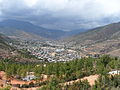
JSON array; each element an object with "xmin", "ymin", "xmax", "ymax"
[{"xmin": 0, "ymin": 0, "xmax": 120, "ymax": 30}]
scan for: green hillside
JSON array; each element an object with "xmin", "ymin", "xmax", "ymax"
[
  {"xmin": 67, "ymin": 22, "xmax": 120, "ymax": 45},
  {"xmin": 0, "ymin": 33, "xmax": 12, "ymax": 50}
]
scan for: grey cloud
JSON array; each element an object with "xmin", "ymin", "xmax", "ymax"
[{"xmin": 0, "ymin": 0, "xmax": 120, "ymax": 30}]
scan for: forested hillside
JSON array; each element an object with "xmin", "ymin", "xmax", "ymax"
[{"xmin": 0, "ymin": 55, "xmax": 119, "ymax": 90}]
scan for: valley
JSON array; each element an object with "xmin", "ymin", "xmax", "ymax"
[
  {"xmin": 12, "ymin": 40, "xmax": 81, "ymax": 62},
  {"xmin": 0, "ymin": 21, "xmax": 120, "ymax": 90},
  {"xmin": 0, "ymin": 0, "xmax": 120, "ymax": 90}
]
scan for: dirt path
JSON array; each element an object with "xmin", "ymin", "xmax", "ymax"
[
  {"xmin": 61, "ymin": 74, "xmax": 99, "ymax": 86},
  {"xmin": 0, "ymin": 71, "xmax": 99, "ymax": 90},
  {"xmin": 10, "ymin": 86, "xmax": 43, "ymax": 90}
]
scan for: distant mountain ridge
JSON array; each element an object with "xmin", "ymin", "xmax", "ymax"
[
  {"xmin": 66, "ymin": 22, "xmax": 120, "ymax": 45},
  {"xmin": 0, "ymin": 19, "xmax": 86, "ymax": 40},
  {"xmin": 0, "ymin": 19, "xmax": 67, "ymax": 39},
  {"xmin": 0, "ymin": 27, "xmax": 47, "ymax": 40},
  {"xmin": 64, "ymin": 22, "xmax": 120, "ymax": 57}
]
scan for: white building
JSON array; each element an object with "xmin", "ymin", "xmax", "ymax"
[
  {"xmin": 22, "ymin": 75, "xmax": 37, "ymax": 81},
  {"xmin": 108, "ymin": 70, "xmax": 120, "ymax": 75}
]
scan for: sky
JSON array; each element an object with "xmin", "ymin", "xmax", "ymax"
[{"xmin": 0, "ymin": 0, "xmax": 120, "ymax": 31}]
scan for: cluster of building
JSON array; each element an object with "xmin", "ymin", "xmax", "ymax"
[
  {"xmin": 10, "ymin": 39, "xmax": 103, "ymax": 63},
  {"xmin": 12, "ymin": 40, "xmax": 82, "ymax": 62},
  {"xmin": 30, "ymin": 47, "xmax": 81, "ymax": 62}
]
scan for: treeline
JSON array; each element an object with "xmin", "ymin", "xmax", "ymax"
[
  {"xmin": 0, "ymin": 55, "xmax": 120, "ymax": 78},
  {"xmin": 92, "ymin": 75, "xmax": 120, "ymax": 90},
  {"xmin": 0, "ymin": 55, "xmax": 119, "ymax": 89}
]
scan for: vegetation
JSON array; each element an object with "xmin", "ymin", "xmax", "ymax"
[
  {"xmin": 92, "ymin": 75, "xmax": 120, "ymax": 90},
  {"xmin": 0, "ymin": 86, "xmax": 11, "ymax": 90},
  {"xmin": 0, "ymin": 55, "xmax": 119, "ymax": 89},
  {"xmin": 17, "ymin": 49, "xmax": 38, "ymax": 59}
]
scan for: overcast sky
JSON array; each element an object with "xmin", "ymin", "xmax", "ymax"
[{"xmin": 0, "ymin": 0, "xmax": 120, "ymax": 31}]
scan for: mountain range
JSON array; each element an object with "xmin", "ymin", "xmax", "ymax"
[
  {"xmin": 0, "ymin": 20, "xmax": 83, "ymax": 40},
  {"xmin": 67, "ymin": 22, "xmax": 120, "ymax": 45},
  {"xmin": 1, "ymin": 20, "xmax": 120, "ymax": 57},
  {"xmin": 66, "ymin": 22, "xmax": 120, "ymax": 57}
]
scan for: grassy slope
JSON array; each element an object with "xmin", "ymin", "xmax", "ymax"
[{"xmin": 67, "ymin": 22, "xmax": 120, "ymax": 45}]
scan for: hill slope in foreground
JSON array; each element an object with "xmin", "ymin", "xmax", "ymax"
[{"xmin": 65, "ymin": 22, "xmax": 120, "ymax": 57}]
